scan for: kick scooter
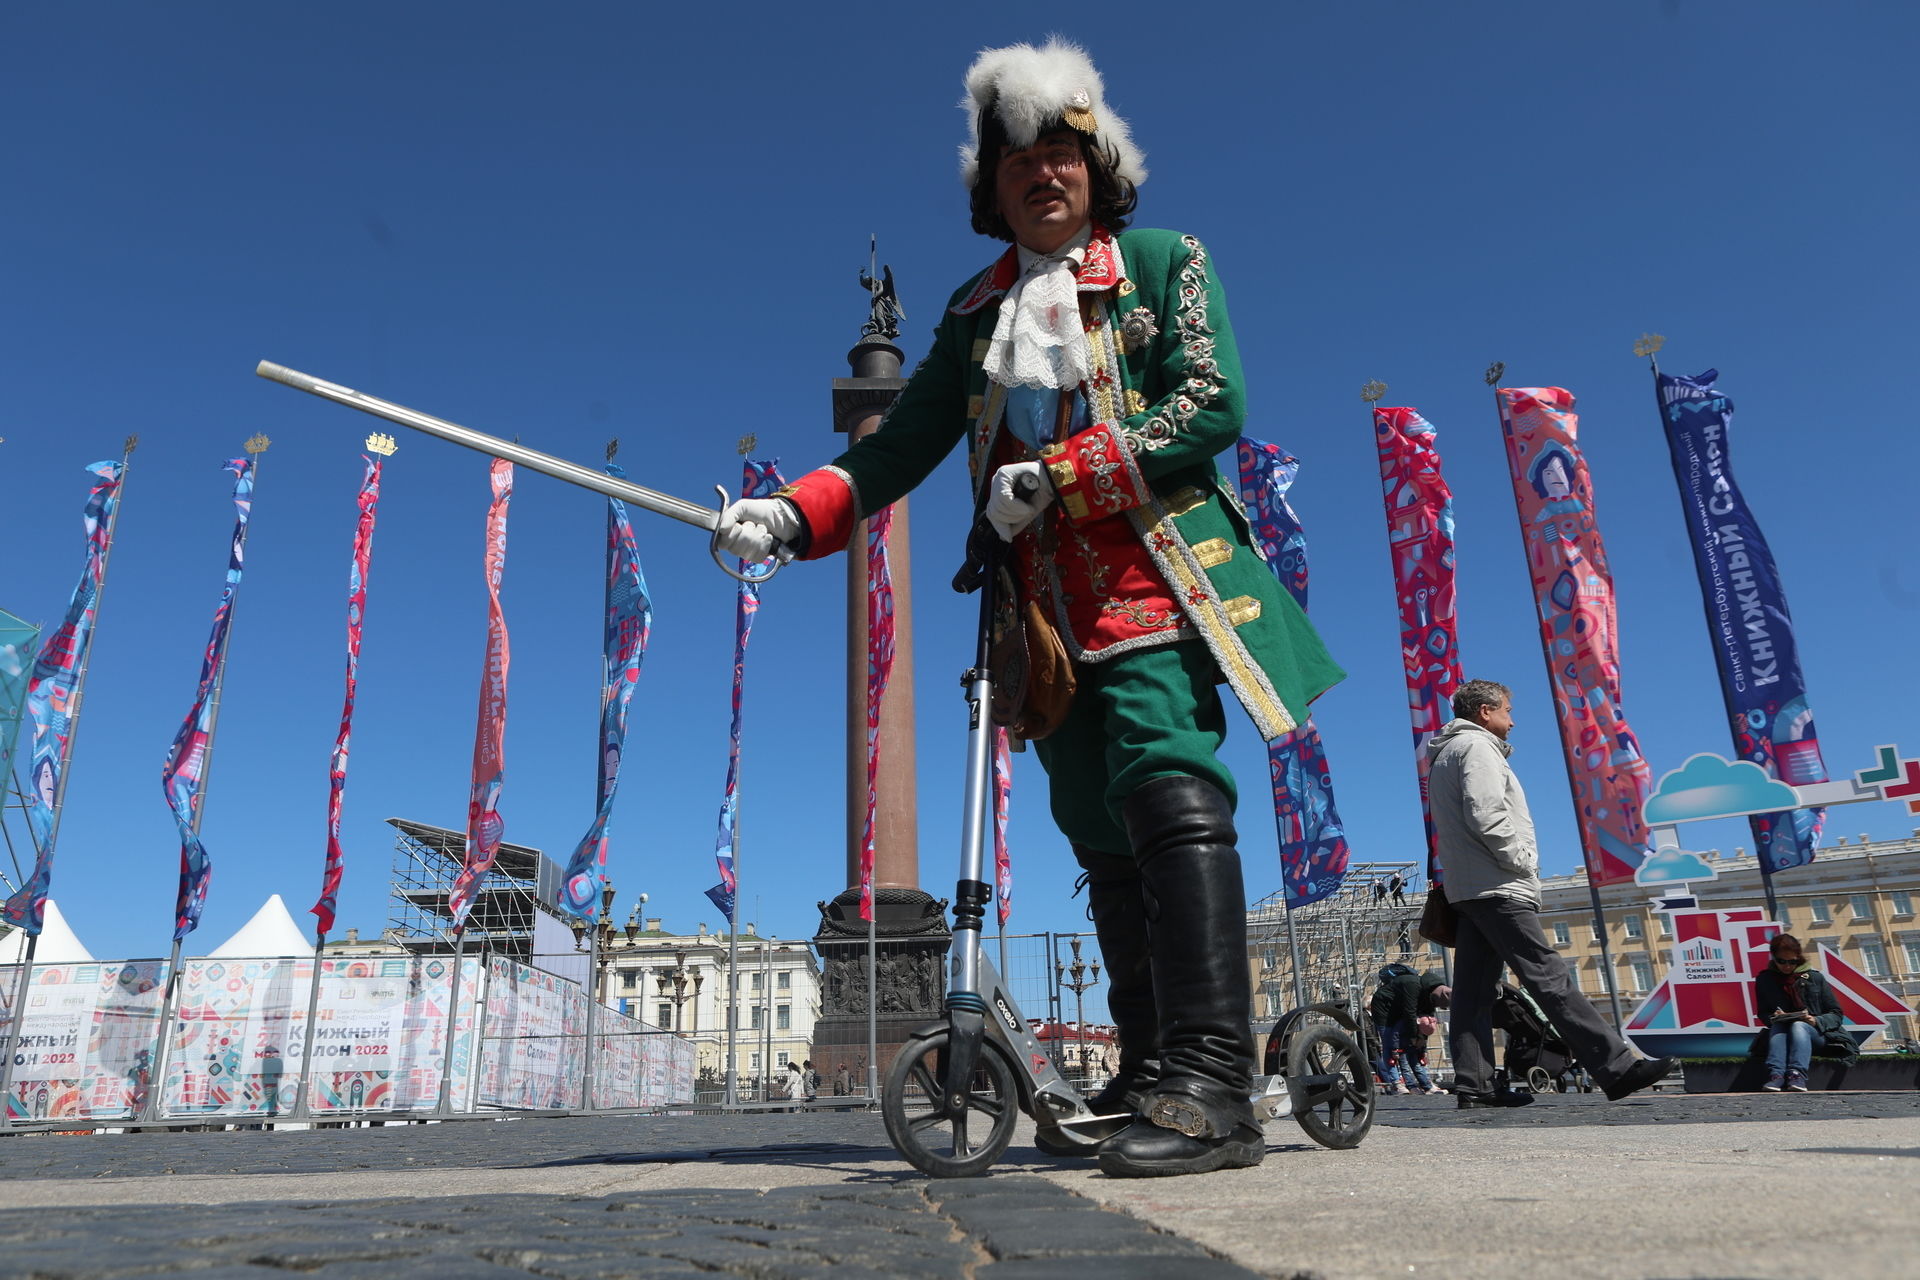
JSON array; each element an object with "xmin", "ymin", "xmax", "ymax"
[{"xmin": 879, "ymin": 507, "xmax": 1377, "ymax": 1177}]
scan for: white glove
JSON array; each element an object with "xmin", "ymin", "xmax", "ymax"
[
  {"xmin": 985, "ymin": 461, "xmax": 1055, "ymax": 542},
  {"xmin": 715, "ymin": 497, "xmax": 801, "ymax": 562}
]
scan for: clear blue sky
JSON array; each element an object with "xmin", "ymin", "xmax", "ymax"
[{"xmin": 5, "ymin": 4, "xmax": 1916, "ymax": 1021}]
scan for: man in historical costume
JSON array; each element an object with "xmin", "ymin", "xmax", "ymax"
[{"xmin": 717, "ymin": 39, "xmax": 1343, "ymax": 1177}]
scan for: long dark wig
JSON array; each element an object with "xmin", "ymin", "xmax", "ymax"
[{"xmin": 968, "ymin": 108, "xmax": 1138, "ymax": 242}]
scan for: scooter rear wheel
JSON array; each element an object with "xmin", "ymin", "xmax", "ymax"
[
  {"xmin": 882, "ymin": 1026, "xmax": 1021, "ymax": 1178},
  {"xmin": 1288, "ymin": 1024, "xmax": 1375, "ymax": 1150}
]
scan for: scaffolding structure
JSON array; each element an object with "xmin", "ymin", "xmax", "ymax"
[
  {"xmin": 385, "ymin": 816, "xmax": 556, "ymax": 959},
  {"xmin": 1247, "ymin": 861, "xmax": 1434, "ymax": 1028}
]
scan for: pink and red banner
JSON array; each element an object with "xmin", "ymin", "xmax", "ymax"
[
  {"xmin": 1375, "ymin": 408, "xmax": 1465, "ymax": 877},
  {"xmin": 162, "ymin": 457, "xmax": 254, "ymax": 940},
  {"xmin": 313, "ymin": 454, "xmax": 385, "ymax": 938},
  {"xmin": 448, "ymin": 459, "xmax": 513, "ymax": 931},
  {"xmin": 1497, "ymin": 387, "xmax": 1652, "ymax": 886},
  {"xmin": 2, "ymin": 460, "xmax": 124, "ymax": 935},
  {"xmin": 993, "ymin": 726, "xmax": 1013, "ymax": 926},
  {"xmin": 858, "ymin": 504, "xmax": 897, "ymax": 923}
]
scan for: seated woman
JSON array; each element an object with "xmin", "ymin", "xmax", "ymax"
[{"xmin": 1751, "ymin": 933, "xmax": 1847, "ymax": 1092}]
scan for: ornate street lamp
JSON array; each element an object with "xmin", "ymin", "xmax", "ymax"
[
  {"xmin": 1055, "ymin": 937, "xmax": 1101, "ymax": 1087},
  {"xmin": 655, "ymin": 949, "xmax": 704, "ymax": 1038}
]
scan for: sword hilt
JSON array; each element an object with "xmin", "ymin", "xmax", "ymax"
[{"xmin": 710, "ymin": 484, "xmax": 790, "ymax": 584}]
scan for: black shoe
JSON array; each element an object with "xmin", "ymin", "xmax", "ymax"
[
  {"xmin": 1455, "ymin": 1089, "xmax": 1533, "ymax": 1109},
  {"xmin": 1603, "ymin": 1057, "xmax": 1674, "ymax": 1101},
  {"xmin": 1097, "ymin": 1113, "xmax": 1266, "ymax": 1178}
]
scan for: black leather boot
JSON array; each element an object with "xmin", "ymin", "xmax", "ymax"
[
  {"xmin": 1035, "ymin": 844, "xmax": 1160, "ymax": 1158},
  {"xmin": 1098, "ymin": 776, "xmax": 1265, "ymax": 1178}
]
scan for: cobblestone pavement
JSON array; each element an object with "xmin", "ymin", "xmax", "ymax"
[{"xmin": 0, "ymin": 1092, "xmax": 1915, "ymax": 1278}]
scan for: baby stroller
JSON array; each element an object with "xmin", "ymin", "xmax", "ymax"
[{"xmin": 1490, "ymin": 983, "xmax": 1591, "ymax": 1093}]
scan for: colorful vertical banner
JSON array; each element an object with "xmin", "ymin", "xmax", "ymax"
[
  {"xmin": 448, "ymin": 459, "xmax": 513, "ymax": 932},
  {"xmin": 1497, "ymin": 387, "xmax": 1653, "ymax": 886},
  {"xmin": 0, "ymin": 609, "xmax": 42, "ymax": 790},
  {"xmin": 161, "ymin": 457, "xmax": 254, "ymax": 941},
  {"xmin": 1234, "ymin": 438, "xmax": 1350, "ymax": 908},
  {"xmin": 1656, "ymin": 369, "xmax": 1828, "ymax": 873},
  {"xmin": 313, "ymin": 453, "xmax": 386, "ymax": 938},
  {"xmin": 2, "ymin": 461, "xmax": 123, "ymax": 934},
  {"xmin": 858, "ymin": 504, "xmax": 897, "ymax": 923},
  {"xmin": 1374, "ymin": 407, "xmax": 1466, "ymax": 877},
  {"xmin": 558, "ymin": 462, "xmax": 657, "ymax": 922},
  {"xmin": 993, "ymin": 726, "xmax": 1013, "ymax": 926},
  {"xmin": 706, "ymin": 459, "xmax": 785, "ymax": 923}
]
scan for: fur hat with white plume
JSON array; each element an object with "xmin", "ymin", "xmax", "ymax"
[{"xmin": 958, "ymin": 38, "xmax": 1147, "ymax": 191}]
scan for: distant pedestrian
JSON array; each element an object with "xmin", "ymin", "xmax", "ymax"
[
  {"xmin": 1752, "ymin": 933, "xmax": 1846, "ymax": 1092},
  {"xmin": 1373, "ymin": 880, "xmax": 1389, "ymax": 905},
  {"xmin": 784, "ymin": 1061, "xmax": 805, "ymax": 1111},
  {"xmin": 1428, "ymin": 680, "xmax": 1673, "ymax": 1109},
  {"xmin": 1368, "ymin": 963, "xmax": 1451, "ymax": 1095},
  {"xmin": 1388, "ymin": 873, "xmax": 1406, "ymax": 906},
  {"xmin": 802, "ymin": 1059, "xmax": 821, "ymax": 1106},
  {"xmin": 834, "ymin": 1062, "xmax": 851, "ymax": 1096}
]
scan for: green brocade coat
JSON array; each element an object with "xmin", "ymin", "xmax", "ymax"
[{"xmin": 814, "ymin": 226, "xmax": 1344, "ymax": 741}]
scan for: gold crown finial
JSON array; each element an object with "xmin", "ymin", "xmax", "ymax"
[
  {"xmin": 737, "ymin": 434, "xmax": 757, "ymax": 457},
  {"xmin": 1360, "ymin": 380, "xmax": 1388, "ymax": 404},
  {"xmin": 1633, "ymin": 333, "xmax": 1666, "ymax": 359},
  {"xmin": 123, "ymin": 434, "xmax": 140, "ymax": 454},
  {"xmin": 365, "ymin": 432, "xmax": 398, "ymax": 457},
  {"xmin": 605, "ymin": 438, "xmax": 620, "ymax": 462},
  {"xmin": 243, "ymin": 432, "xmax": 272, "ymax": 455},
  {"xmin": 1484, "ymin": 361, "xmax": 1505, "ymax": 387}
]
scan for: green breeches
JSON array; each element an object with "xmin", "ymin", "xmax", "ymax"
[{"xmin": 1031, "ymin": 639, "xmax": 1238, "ymax": 857}]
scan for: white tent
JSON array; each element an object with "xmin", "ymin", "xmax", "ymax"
[
  {"xmin": 0, "ymin": 899, "xmax": 95, "ymax": 964},
  {"xmin": 205, "ymin": 894, "xmax": 314, "ymax": 958}
]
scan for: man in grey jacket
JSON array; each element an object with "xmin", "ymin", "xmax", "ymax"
[{"xmin": 1429, "ymin": 680, "xmax": 1672, "ymax": 1108}]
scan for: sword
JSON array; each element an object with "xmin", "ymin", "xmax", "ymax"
[{"xmin": 254, "ymin": 361, "xmax": 790, "ymax": 583}]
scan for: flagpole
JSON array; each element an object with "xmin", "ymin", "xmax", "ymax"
[
  {"xmin": 143, "ymin": 434, "xmax": 270, "ymax": 1124},
  {"xmin": 723, "ymin": 435, "xmax": 753, "ymax": 1109},
  {"xmin": 436, "ymin": 928, "xmax": 468, "ymax": 1116},
  {"xmin": 0, "ymin": 437, "xmax": 138, "ymax": 1123},
  {"xmin": 1490, "ymin": 365, "xmax": 1626, "ymax": 1028}
]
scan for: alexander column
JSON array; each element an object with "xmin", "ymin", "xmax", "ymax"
[{"xmin": 812, "ymin": 255, "xmax": 950, "ymax": 1089}]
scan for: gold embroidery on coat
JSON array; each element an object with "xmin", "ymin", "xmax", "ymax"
[
  {"xmin": 1163, "ymin": 486, "xmax": 1207, "ymax": 517},
  {"xmin": 1125, "ymin": 389, "xmax": 1148, "ymax": 416},
  {"xmin": 968, "ymin": 394, "xmax": 985, "ymax": 419},
  {"xmin": 1224, "ymin": 596, "xmax": 1262, "ymax": 626},
  {"xmin": 1192, "ymin": 538, "xmax": 1233, "ymax": 568},
  {"xmin": 972, "ymin": 338, "xmax": 992, "ymax": 363}
]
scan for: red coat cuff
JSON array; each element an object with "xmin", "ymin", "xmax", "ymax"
[
  {"xmin": 777, "ymin": 466, "xmax": 858, "ymax": 559},
  {"xmin": 1041, "ymin": 422, "xmax": 1153, "ymax": 525}
]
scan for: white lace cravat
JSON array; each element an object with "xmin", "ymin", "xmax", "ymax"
[{"xmin": 983, "ymin": 226, "xmax": 1093, "ymax": 391}]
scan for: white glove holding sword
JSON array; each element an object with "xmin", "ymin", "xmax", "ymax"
[
  {"xmin": 718, "ymin": 460, "xmax": 1052, "ymax": 558},
  {"xmin": 714, "ymin": 497, "xmax": 803, "ymax": 562}
]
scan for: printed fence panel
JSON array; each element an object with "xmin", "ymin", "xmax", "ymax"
[
  {"xmin": 0, "ymin": 961, "xmax": 165, "ymax": 1121},
  {"xmin": 478, "ymin": 956, "xmax": 586, "ymax": 1110},
  {"xmin": 307, "ymin": 954, "xmax": 482, "ymax": 1114}
]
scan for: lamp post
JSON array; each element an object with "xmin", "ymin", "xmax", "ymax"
[
  {"xmin": 1055, "ymin": 937, "xmax": 1101, "ymax": 1088},
  {"xmin": 655, "ymin": 949, "xmax": 703, "ymax": 1039},
  {"xmin": 570, "ymin": 881, "xmax": 629, "ymax": 1110}
]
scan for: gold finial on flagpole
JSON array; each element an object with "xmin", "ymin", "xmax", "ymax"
[
  {"xmin": 124, "ymin": 434, "xmax": 140, "ymax": 454},
  {"xmin": 1360, "ymin": 380, "xmax": 1388, "ymax": 404},
  {"xmin": 737, "ymin": 434, "xmax": 757, "ymax": 457},
  {"xmin": 606, "ymin": 439, "xmax": 620, "ymax": 462},
  {"xmin": 243, "ymin": 432, "xmax": 272, "ymax": 455},
  {"xmin": 1632, "ymin": 333, "xmax": 1665, "ymax": 360},
  {"xmin": 365, "ymin": 432, "xmax": 398, "ymax": 457},
  {"xmin": 1484, "ymin": 361, "xmax": 1505, "ymax": 387}
]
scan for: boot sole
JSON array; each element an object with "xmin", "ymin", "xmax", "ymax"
[{"xmin": 1097, "ymin": 1136, "xmax": 1265, "ymax": 1178}]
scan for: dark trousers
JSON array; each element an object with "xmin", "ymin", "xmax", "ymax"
[{"xmin": 1449, "ymin": 895, "xmax": 1637, "ymax": 1094}]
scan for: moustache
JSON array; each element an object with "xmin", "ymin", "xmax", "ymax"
[{"xmin": 1025, "ymin": 183, "xmax": 1067, "ymax": 202}]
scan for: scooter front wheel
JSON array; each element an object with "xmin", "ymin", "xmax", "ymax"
[
  {"xmin": 882, "ymin": 1026, "xmax": 1021, "ymax": 1177},
  {"xmin": 1288, "ymin": 1024, "xmax": 1375, "ymax": 1150}
]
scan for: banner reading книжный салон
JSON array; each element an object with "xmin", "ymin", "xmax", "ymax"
[{"xmin": 1656, "ymin": 370, "xmax": 1828, "ymax": 873}]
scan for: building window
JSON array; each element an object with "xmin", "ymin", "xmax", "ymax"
[
  {"xmin": 622, "ymin": 972, "xmax": 638, "ymax": 990},
  {"xmin": 751, "ymin": 972, "xmax": 764, "ymax": 991},
  {"xmin": 1850, "ymin": 894, "xmax": 1874, "ymax": 920},
  {"xmin": 1777, "ymin": 905, "xmax": 1791, "ymax": 928},
  {"xmin": 750, "ymin": 1053, "xmax": 761, "ymax": 1073},
  {"xmin": 1903, "ymin": 940, "xmax": 1920, "ymax": 974},
  {"xmin": 1628, "ymin": 955, "xmax": 1653, "ymax": 992},
  {"xmin": 1657, "ymin": 914, "xmax": 1671, "ymax": 937},
  {"xmin": 751, "ymin": 1005, "xmax": 764, "ymax": 1030},
  {"xmin": 1892, "ymin": 892, "xmax": 1914, "ymax": 918},
  {"xmin": 777, "ymin": 971, "xmax": 791, "ymax": 990},
  {"xmin": 1888, "ymin": 1016, "xmax": 1910, "ymax": 1043},
  {"xmin": 1591, "ymin": 925, "xmax": 1604, "ymax": 945},
  {"xmin": 776, "ymin": 1051, "xmax": 790, "ymax": 1068},
  {"xmin": 777, "ymin": 1004, "xmax": 791, "ymax": 1030},
  {"xmin": 657, "ymin": 1003, "xmax": 672, "ymax": 1028},
  {"xmin": 1859, "ymin": 938, "xmax": 1890, "ymax": 978},
  {"xmin": 1624, "ymin": 915, "xmax": 1644, "ymax": 940},
  {"xmin": 1552, "ymin": 921, "xmax": 1571, "ymax": 947},
  {"xmin": 1810, "ymin": 900, "xmax": 1831, "ymax": 924}
]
